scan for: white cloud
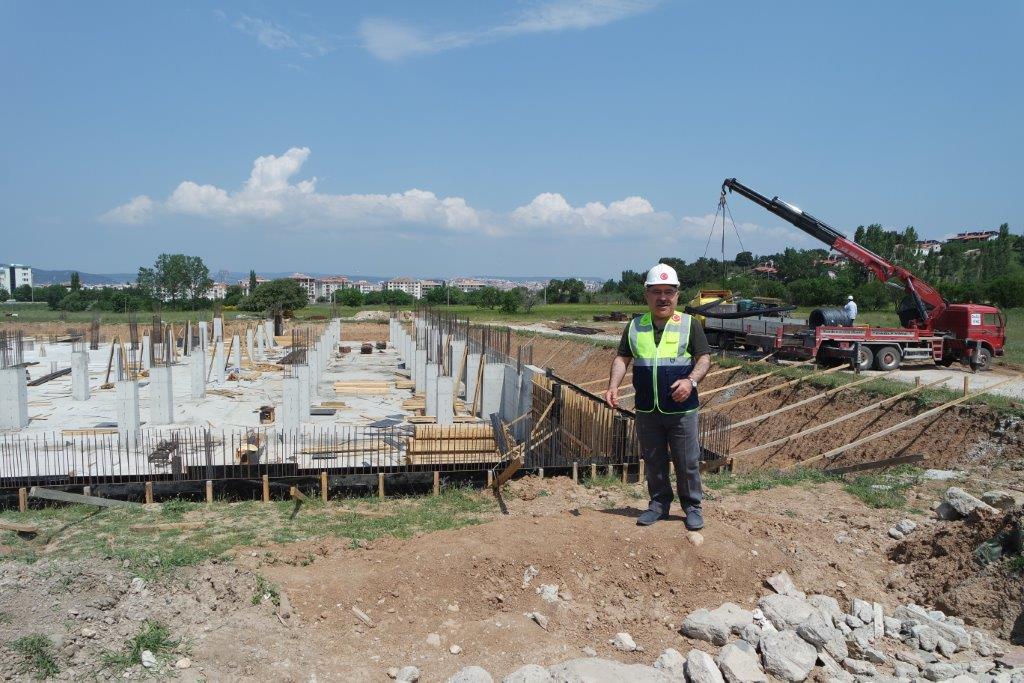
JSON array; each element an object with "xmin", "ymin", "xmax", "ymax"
[
  {"xmin": 231, "ymin": 15, "xmax": 333, "ymax": 58},
  {"xmin": 99, "ymin": 195, "xmax": 154, "ymax": 225},
  {"xmin": 98, "ymin": 147, "xmax": 688, "ymax": 240},
  {"xmin": 361, "ymin": 0, "xmax": 659, "ymax": 62}
]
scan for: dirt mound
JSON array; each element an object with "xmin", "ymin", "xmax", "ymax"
[{"xmin": 888, "ymin": 508, "xmax": 1024, "ymax": 642}]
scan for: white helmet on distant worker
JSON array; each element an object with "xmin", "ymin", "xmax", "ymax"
[
  {"xmin": 848, "ymin": 295, "xmax": 854, "ymax": 300},
  {"xmin": 645, "ymin": 264, "xmax": 680, "ymax": 287}
]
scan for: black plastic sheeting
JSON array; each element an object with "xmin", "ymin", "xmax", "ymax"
[{"xmin": 808, "ymin": 307, "xmax": 852, "ymax": 327}]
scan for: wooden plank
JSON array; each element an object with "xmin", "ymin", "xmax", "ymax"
[
  {"xmin": 824, "ymin": 453, "xmax": 925, "ymax": 476},
  {"xmin": 0, "ymin": 520, "xmax": 39, "ymax": 534},
  {"xmin": 262, "ymin": 474, "xmax": 270, "ymax": 502},
  {"xmin": 706, "ymin": 364, "xmax": 846, "ymax": 411},
  {"xmin": 320, "ymin": 471, "xmax": 329, "ymax": 502},
  {"xmin": 433, "ymin": 470, "xmax": 440, "ymax": 496},
  {"xmin": 731, "ymin": 376, "xmax": 949, "ymax": 460},
  {"xmin": 29, "ymin": 487, "xmax": 142, "ymax": 508},
  {"xmin": 492, "ymin": 454, "xmax": 523, "ymax": 489},
  {"xmin": 129, "ymin": 521, "xmax": 204, "ymax": 532},
  {"xmin": 725, "ymin": 370, "xmax": 898, "ymax": 432},
  {"xmin": 18, "ymin": 487, "xmax": 28, "ymax": 512},
  {"xmin": 206, "ymin": 480, "xmax": 213, "ymax": 504},
  {"xmin": 290, "ymin": 486, "xmax": 307, "ymax": 501},
  {"xmin": 700, "ymin": 359, "xmax": 815, "ymax": 399},
  {"xmin": 62, "ymin": 427, "xmax": 119, "ymax": 436},
  {"xmin": 788, "ymin": 375, "xmax": 1017, "ymax": 470},
  {"xmin": 28, "ymin": 368, "xmax": 71, "ymax": 386},
  {"xmin": 145, "ymin": 481, "xmax": 153, "ymax": 505}
]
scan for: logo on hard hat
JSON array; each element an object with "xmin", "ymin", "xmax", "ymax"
[{"xmin": 660, "ymin": 272, "xmax": 668, "ymax": 280}]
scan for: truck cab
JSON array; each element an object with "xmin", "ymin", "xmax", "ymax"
[{"xmin": 934, "ymin": 303, "xmax": 1005, "ymax": 369}]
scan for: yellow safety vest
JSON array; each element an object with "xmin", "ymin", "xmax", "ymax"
[{"xmin": 628, "ymin": 311, "xmax": 698, "ymax": 414}]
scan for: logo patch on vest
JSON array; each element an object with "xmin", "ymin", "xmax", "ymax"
[{"xmin": 671, "ymin": 314, "xmax": 680, "ymax": 322}]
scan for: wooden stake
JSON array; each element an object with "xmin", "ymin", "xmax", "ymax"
[
  {"xmin": 378, "ymin": 472, "xmax": 385, "ymax": 498},
  {"xmin": 538, "ymin": 467, "xmax": 544, "ymax": 479},
  {"xmin": 433, "ymin": 471, "xmax": 440, "ymax": 496},
  {"xmin": 590, "ymin": 463, "xmax": 597, "ymax": 479},
  {"xmin": 621, "ymin": 464, "xmax": 628, "ymax": 484},
  {"xmin": 262, "ymin": 474, "xmax": 270, "ymax": 502},
  {"xmin": 320, "ymin": 471, "xmax": 328, "ymax": 502},
  {"xmin": 963, "ymin": 376, "xmax": 969, "ymax": 397},
  {"xmin": 639, "ymin": 459, "xmax": 645, "ymax": 480},
  {"xmin": 486, "ymin": 469, "xmax": 493, "ymax": 487},
  {"xmin": 915, "ymin": 376, "xmax": 922, "ymax": 387},
  {"xmin": 733, "ymin": 376, "xmax": 951, "ymax": 460},
  {"xmin": 82, "ymin": 486, "xmax": 91, "ymax": 497},
  {"xmin": 18, "ymin": 487, "xmax": 27, "ymax": 513},
  {"xmin": 788, "ymin": 375, "xmax": 1016, "ymax": 469},
  {"xmin": 572, "ymin": 461, "xmax": 578, "ymax": 483},
  {"xmin": 206, "ymin": 480, "xmax": 213, "ymax": 504},
  {"xmin": 144, "ymin": 481, "xmax": 153, "ymax": 504}
]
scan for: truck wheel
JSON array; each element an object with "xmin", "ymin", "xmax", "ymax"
[
  {"xmin": 973, "ymin": 347, "xmax": 992, "ymax": 372},
  {"xmin": 855, "ymin": 345, "xmax": 874, "ymax": 371},
  {"xmin": 874, "ymin": 345, "xmax": 902, "ymax": 371}
]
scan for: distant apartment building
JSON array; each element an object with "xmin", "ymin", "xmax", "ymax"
[
  {"xmin": 948, "ymin": 231, "xmax": 998, "ymax": 243},
  {"xmin": 419, "ymin": 280, "xmax": 442, "ymax": 296},
  {"xmin": 1, "ymin": 264, "xmax": 32, "ymax": 293},
  {"xmin": 289, "ymin": 273, "xmax": 318, "ymax": 302},
  {"xmin": 450, "ymin": 278, "xmax": 487, "ymax": 294},
  {"xmin": 384, "ymin": 277, "xmax": 422, "ymax": 299},
  {"xmin": 208, "ymin": 282, "xmax": 229, "ymax": 299},
  {"xmin": 914, "ymin": 240, "xmax": 942, "ymax": 256},
  {"xmin": 348, "ymin": 280, "xmax": 377, "ymax": 295},
  {"xmin": 238, "ymin": 276, "xmax": 269, "ymax": 296},
  {"xmin": 317, "ymin": 276, "xmax": 349, "ymax": 301}
]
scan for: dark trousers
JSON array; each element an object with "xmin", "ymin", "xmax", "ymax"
[{"xmin": 635, "ymin": 410, "xmax": 703, "ymax": 513}]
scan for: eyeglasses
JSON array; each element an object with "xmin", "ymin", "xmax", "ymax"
[{"xmin": 646, "ymin": 288, "xmax": 678, "ymax": 297}]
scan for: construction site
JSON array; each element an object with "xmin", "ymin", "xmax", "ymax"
[{"xmin": 0, "ymin": 295, "xmax": 1022, "ymax": 681}]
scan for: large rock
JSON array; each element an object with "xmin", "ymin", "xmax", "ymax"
[
  {"xmin": 758, "ymin": 594, "xmax": 816, "ymax": 631},
  {"xmin": 841, "ymin": 658, "xmax": 876, "ymax": 677},
  {"xmin": 896, "ymin": 605, "xmax": 972, "ymax": 648},
  {"xmin": 796, "ymin": 613, "xmax": 849, "ymax": 661},
  {"xmin": 716, "ymin": 641, "xmax": 768, "ymax": 683},
  {"xmin": 816, "ymin": 652, "xmax": 853, "ymax": 683},
  {"xmin": 682, "ymin": 603, "xmax": 754, "ymax": 645},
  {"xmin": 652, "ymin": 649, "xmax": 687, "ymax": 682},
  {"xmin": 396, "ymin": 666, "xmax": 421, "ymax": 682},
  {"xmin": 806, "ymin": 595, "xmax": 843, "ymax": 626},
  {"xmin": 686, "ymin": 650, "xmax": 726, "ymax": 683},
  {"xmin": 759, "ymin": 630, "xmax": 818, "ymax": 682},
  {"xmin": 982, "ymin": 490, "xmax": 1024, "ymax": 511},
  {"xmin": 609, "ymin": 632, "xmax": 639, "ymax": 652},
  {"xmin": 765, "ymin": 571, "xmax": 805, "ymax": 599},
  {"xmin": 503, "ymin": 665, "xmax": 553, "ymax": 683},
  {"xmin": 944, "ymin": 487, "xmax": 998, "ymax": 516},
  {"xmin": 923, "ymin": 662, "xmax": 962, "ymax": 681},
  {"xmin": 850, "ymin": 598, "xmax": 874, "ymax": 624},
  {"xmin": 448, "ymin": 667, "xmax": 495, "ymax": 683},
  {"xmin": 547, "ymin": 658, "xmax": 675, "ymax": 683}
]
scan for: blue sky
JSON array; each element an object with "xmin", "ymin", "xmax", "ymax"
[{"xmin": 1, "ymin": 1, "xmax": 1021, "ymax": 278}]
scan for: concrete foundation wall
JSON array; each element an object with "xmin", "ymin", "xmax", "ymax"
[
  {"xmin": 436, "ymin": 376, "xmax": 454, "ymax": 426},
  {"xmin": 190, "ymin": 349, "xmax": 206, "ymax": 399},
  {"xmin": 71, "ymin": 351, "xmax": 90, "ymax": 401},
  {"xmin": 149, "ymin": 365, "xmax": 174, "ymax": 425},
  {"xmin": 480, "ymin": 363, "xmax": 504, "ymax": 419},
  {"xmin": 0, "ymin": 367, "xmax": 29, "ymax": 429},
  {"xmin": 115, "ymin": 380, "xmax": 140, "ymax": 446},
  {"xmin": 424, "ymin": 364, "xmax": 439, "ymax": 416},
  {"xmin": 281, "ymin": 376, "xmax": 301, "ymax": 430},
  {"xmin": 414, "ymin": 350, "xmax": 427, "ymax": 394},
  {"xmin": 214, "ymin": 341, "xmax": 226, "ymax": 385},
  {"xmin": 465, "ymin": 353, "xmax": 482, "ymax": 404}
]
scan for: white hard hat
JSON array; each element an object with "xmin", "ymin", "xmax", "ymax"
[
  {"xmin": 645, "ymin": 264, "xmax": 680, "ymax": 287},
  {"xmin": 848, "ymin": 295, "xmax": 854, "ymax": 300}
]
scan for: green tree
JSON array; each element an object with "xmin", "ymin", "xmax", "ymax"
[
  {"xmin": 424, "ymin": 284, "xmax": 464, "ymax": 306},
  {"xmin": 499, "ymin": 289, "xmax": 523, "ymax": 314},
  {"xmin": 248, "ymin": 269, "xmax": 258, "ymax": 294},
  {"xmin": 735, "ymin": 251, "xmax": 754, "ymax": 268},
  {"xmin": 58, "ymin": 291, "xmax": 90, "ymax": 311},
  {"xmin": 70, "ymin": 271, "xmax": 81, "ymax": 291},
  {"xmin": 40, "ymin": 284, "xmax": 68, "ymax": 310},
  {"xmin": 335, "ymin": 288, "xmax": 365, "ymax": 306},
  {"xmin": 0, "ymin": 287, "xmax": 9, "ymax": 301},
  {"xmin": 223, "ymin": 285, "xmax": 245, "ymax": 307},
  {"xmin": 987, "ymin": 276, "xmax": 1024, "ymax": 308},
  {"xmin": 243, "ymin": 278, "xmax": 309, "ymax": 312},
  {"xmin": 13, "ymin": 284, "xmax": 33, "ymax": 301}
]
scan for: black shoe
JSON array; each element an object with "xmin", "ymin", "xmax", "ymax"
[
  {"xmin": 684, "ymin": 507, "xmax": 704, "ymax": 531},
  {"xmin": 637, "ymin": 509, "xmax": 670, "ymax": 526}
]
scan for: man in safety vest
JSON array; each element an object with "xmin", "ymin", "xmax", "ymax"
[{"xmin": 604, "ymin": 264, "xmax": 712, "ymax": 530}]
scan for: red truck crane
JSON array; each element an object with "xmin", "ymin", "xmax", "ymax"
[{"xmin": 722, "ymin": 178, "xmax": 1006, "ymax": 371}]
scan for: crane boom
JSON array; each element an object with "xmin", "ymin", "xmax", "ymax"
[{"xmin": 722, "ymin": 178, "xmax": 948, "ymax": 330}]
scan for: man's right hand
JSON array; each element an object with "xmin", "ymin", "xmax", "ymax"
[{"xmin": 604, "ymin": 387, "xmax": 618, "ymax": 409}]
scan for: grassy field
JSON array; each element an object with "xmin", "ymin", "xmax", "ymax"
[{"xmin": 4, "ymin": 300, "xmax": 1022, "ymax": 365}]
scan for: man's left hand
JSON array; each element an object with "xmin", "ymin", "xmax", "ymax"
[{"xmin": 669, "ymin": 379, "xmax": 693, "ymax": 402}]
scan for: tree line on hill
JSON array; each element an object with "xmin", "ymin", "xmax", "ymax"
[{"xmin": 597, "ymin": 222, "xmax": 1024, "ymax": 310}]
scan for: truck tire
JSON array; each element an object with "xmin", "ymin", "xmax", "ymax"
[
  {"xmin": 855, "ymin": 345, "xmax": 874, "ymax": 372},
  {"xmin": 972, "ymin": 347, "xmax": 992, "ymax": 372},
  {"xmin": 874, "ymin": 345, "xmax": 902, "ymax": 371}
]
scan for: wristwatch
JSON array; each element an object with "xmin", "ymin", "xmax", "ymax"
[{"xmin": 689, "ymin": 378, "xmax": 698, "ymax": 389}]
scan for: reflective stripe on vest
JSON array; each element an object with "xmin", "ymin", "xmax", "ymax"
[{"xmin": 627, "ymin": 311, "xmax": 697, "ymax": 414}]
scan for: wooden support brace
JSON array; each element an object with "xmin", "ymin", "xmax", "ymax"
[
  {"xmin": 433, "ymin": 471, "xmax": 440, "ymax": 496},
  {"xmin": 621, "ymin": 463, "xmax": 628, "ymax": 484},
  {"xmin": 29, "ymin": 486, "xmax": 141, "ymax": 508},
  {"xmin": 378, "ymin": 473, "xmax": 385, "ymax": 499},
  {"xmin": 320, "ymin": 471, "xmax": 328, "ymax": 502},
  {"xmin": 707, "ymin": 364, "xmax": 845, "ymax": 412},
  {"xmin": 262, "ymin": 474, "xmax": 270, "ymax": 502}
]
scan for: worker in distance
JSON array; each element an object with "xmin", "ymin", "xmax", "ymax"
[{"xmin": 604, "ymin": 264, "xmax": 712, "ymax": 531}]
